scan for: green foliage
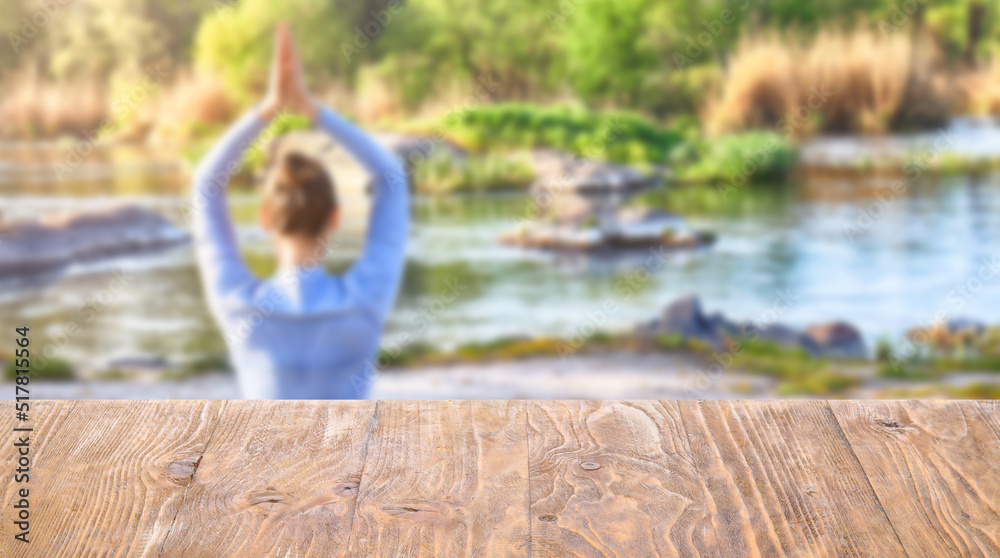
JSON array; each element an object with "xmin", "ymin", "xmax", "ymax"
[
  {"xmin": 875, "ymin": 337, "xmax": 894, "ymax": 362},
  {"xmin": 725, "ymin": 339, "xmax": 860, "ymax": 395},
  {"xmin": 669, "ymin": 132, "xmax": 798, "ymax": 184},
  {"xmin": 951, "ymin": 383, "xmax": 1000, "ymax": 399},
  {"xmin": 923, "ymin": 1, "xmax": 1000, "ymax": 63},
  {"xmin": 3, "ymin": 356, "xmax": 75, "ymax": 382},
  {"xmin": 412, "ymin": 151, "xmax": 535, "ymax": 194},
  {"xmin": 194, "ymin": 0, "xmax": 368, "ymax": 104},
  {"xmin": 561, "ymin": 0, "xmax": 733, "ymax": 114},
  {"xmin": 1, "ymin": 0, "xmax": 218, "ymax": 80},
  {"xmin": 376, "ymin": 342, "xmax": 443, "ymax": 368},
  {"xmin": 432, "ymin": 103, "xmax": 685, "ymax": 165},
  {"xmin": 757, "ymin": 0, "xmax": 891, "ymax": 28},
  {"xmin": 243, "ymin": 113, "xmax": 315, "ymax": 169},
  {"xmin": 181, "ymin": 112, "xmax": 313, "ymax": 173},
  {"xmin": 376, "ymin": 0, "xmax": 563, "ymax": 106}
]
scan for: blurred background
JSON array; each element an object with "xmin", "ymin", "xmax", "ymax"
[{"xmin": 3, "ymin": 0, "xmax": 1000, "ymax": 399}]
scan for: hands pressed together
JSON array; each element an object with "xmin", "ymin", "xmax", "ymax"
[{"xmin": 258, "ymin": 23, "xmax": 319, "ymax": 122}]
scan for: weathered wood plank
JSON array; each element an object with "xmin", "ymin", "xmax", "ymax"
[
  {"xmin": 0, "ymin": 400, "xmax": 219, "ymax": 558},
  {"xmin": 346, "ymin": 400, "xmax": 531, "ymax": 557},
  {"xmin": 679, "ymin": 399, "xmax": 907, "ymax": 557},
  {"xmin": 830, "ymin": 400, "xmax": 1000, "ymax": 557},
  {"xmin": 3, "ymin": 399, "xmax": 998, "ymax": 557},
  {"xmin": 158, "ymin": 400, "xmax": 377, "ymax": 558},
  {"xmin": 527, "ymin": 400, "xmax": 721, "ymax": 557}
]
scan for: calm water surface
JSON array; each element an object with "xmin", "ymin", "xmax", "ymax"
[{"xmin": 2, "ymin": 145, "xmax": 999, "ymax": 366}]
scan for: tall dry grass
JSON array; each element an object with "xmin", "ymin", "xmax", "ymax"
[
  {"xmin": 149, "ymin": 70, "xmax": 237, "ymax": 142},
  {"xmin": 706, "ymin": 27, "xmax": 952, "ymax": 136},
  {"xmin": 0, "ymin": 69, "xmax": 108, "ymax": 139},
  {"xmin": 0, "ymin": 67, "xmax": 243, "ymax": 144}
]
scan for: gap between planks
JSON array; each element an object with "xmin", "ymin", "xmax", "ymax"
[{"xmin": 820, "ymin": 399, "xmax": 910, "ymax": 556}]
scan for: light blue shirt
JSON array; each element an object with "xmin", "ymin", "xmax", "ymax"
[{"xmin": 192, "ymin": 106, "xmax": 409, "ymax": 399}]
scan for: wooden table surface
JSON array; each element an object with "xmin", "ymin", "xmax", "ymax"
[{"xmin": 1, "ymin": 400, "xmax": 998, "ymax": 557}]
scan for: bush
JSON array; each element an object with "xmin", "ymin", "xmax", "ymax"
[
  {"xmin": 412, "ymin": 151, "xmax": 535, "ymax": 194},
  {"xmin": 432, "ymin": 103, "xmax": 685, "ymax": 165},
  {"xmin": 3, "ymin": 357, "xmax": 75, "ymax": 382},
  {"xmin": 193, "ymin": 0, "xmax": 364, "ymax": 105},
  {"xmin": 670, "ymin": 132, "xmax": 798, "ymax": 184}
]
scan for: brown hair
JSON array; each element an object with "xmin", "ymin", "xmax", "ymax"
[{"xmin": 262, "ymin": 151, "xmax": 337, "ymax": 237}]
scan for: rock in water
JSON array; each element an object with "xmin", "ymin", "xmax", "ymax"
[
  {"xmin": 530, "ymin": 149, "xmax": 660, "ymax": 196},
  {"xmin": 640, "ymin": 296, "xmax": 868, "ymax": 359},
  {"xmin": 802, "ymin": 322, "xmax": 867, "ymax": 359},
  {"xmin": 0, "ymin": 205, "xmax": 188, "ymax": 277},
  {"xmin": 640, "ymin": 295, "xmax": 729, "ymax": 348}
]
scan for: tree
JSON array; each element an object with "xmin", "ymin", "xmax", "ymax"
[{"xmin": 194, "ymin": 0, "xmax": 369, "ymax": 104}]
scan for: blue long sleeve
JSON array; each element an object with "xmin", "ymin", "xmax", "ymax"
[
  {"xmin": 191, "ymin": 105, "xmax": 410, "ymax": 399},
  {"xmin": 191, "ymin": 110, "xmax": 268, "ymax": 308},
  {"xmin": 314, "ymin": 106, "xmax": 410, "ymax": 320}
]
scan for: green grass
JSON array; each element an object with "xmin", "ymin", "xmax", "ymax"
[
  {"xmin": 379, "ymin": 332, "xmax": 860, "ymax": 396},
  {"xmin": 160, "ymin": 354, "xmax": 232, "ymax": 382},
  {"xmin": 669, "ymin": 131, "xmax": 798, "ymax": 185},
  {"xmin": 3, "ymin": 355, "xmax": 75, "ymax": 382},
  {"xmin": 412, "ymin": 151, "xmax": 536, "ymax": 194},
  {"xmin": 879, "ymin": 327, "xmax": 1000, "ymax": 380},
  {"xmin": 182, "ymin": 112, "xmax": 315, "ymax": 173},
  {"xmin": 422, "ymin": 103, "xmax": 686, "ymax": 166},
  {"xmin": 725, "ymin": 339, "xmax": 860, "ymax": 396}
]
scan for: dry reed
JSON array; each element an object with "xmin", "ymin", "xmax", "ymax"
[{"xmin": 706, "ymin": 27, "xmax": 952, "ymax": 136}]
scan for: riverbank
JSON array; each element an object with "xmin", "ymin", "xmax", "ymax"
[
  {"xmin": 7, "ymin": 349, "xmax": 999, "ymax": 400},
  {"xmin": 10, "ymin": 293, "xmax": 1000, "ymax": 400}
]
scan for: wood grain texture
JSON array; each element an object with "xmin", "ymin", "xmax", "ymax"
[
  {"xmin": 4, "ymin": 400, "xmax": 1000, "ymax": 558},
  {"xmin": 830, "ymin": 399, "xmax": 1000, "ymax": 557},
  {"xmin": 158, "ymin": 400, "xmax": 377, "ymax": 558},
  {"xmin": 346, "ymin": 400, "xmax": 531, "ymax": 557},
  {"xmin": 679, "ymin": 400, "xmax": 907, "ymax": 557},
  {"xmin": 527, "ymin": 400, "xmax": 721, "ymax": 557},
  {"xmin": 0, "ymin": 400, "xmax": 219, "ymax": 558}
]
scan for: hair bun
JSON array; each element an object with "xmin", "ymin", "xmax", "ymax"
[{"xmin": 283, "ymin": 151, "xmax": 318, "ymax": 183}]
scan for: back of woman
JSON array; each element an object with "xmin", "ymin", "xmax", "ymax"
[{"xmin": 192, "ymin": 25, "xmax": 408, "ymax": 400}]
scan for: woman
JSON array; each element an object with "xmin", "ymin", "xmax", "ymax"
[{"xmin": 192, "ymin": 25, "xmax": 408, "ymax": 399}]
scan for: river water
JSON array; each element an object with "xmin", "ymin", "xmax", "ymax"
[{"xmin": 2, "ymin": 144, "xmax": 999, "ymax": 367}]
